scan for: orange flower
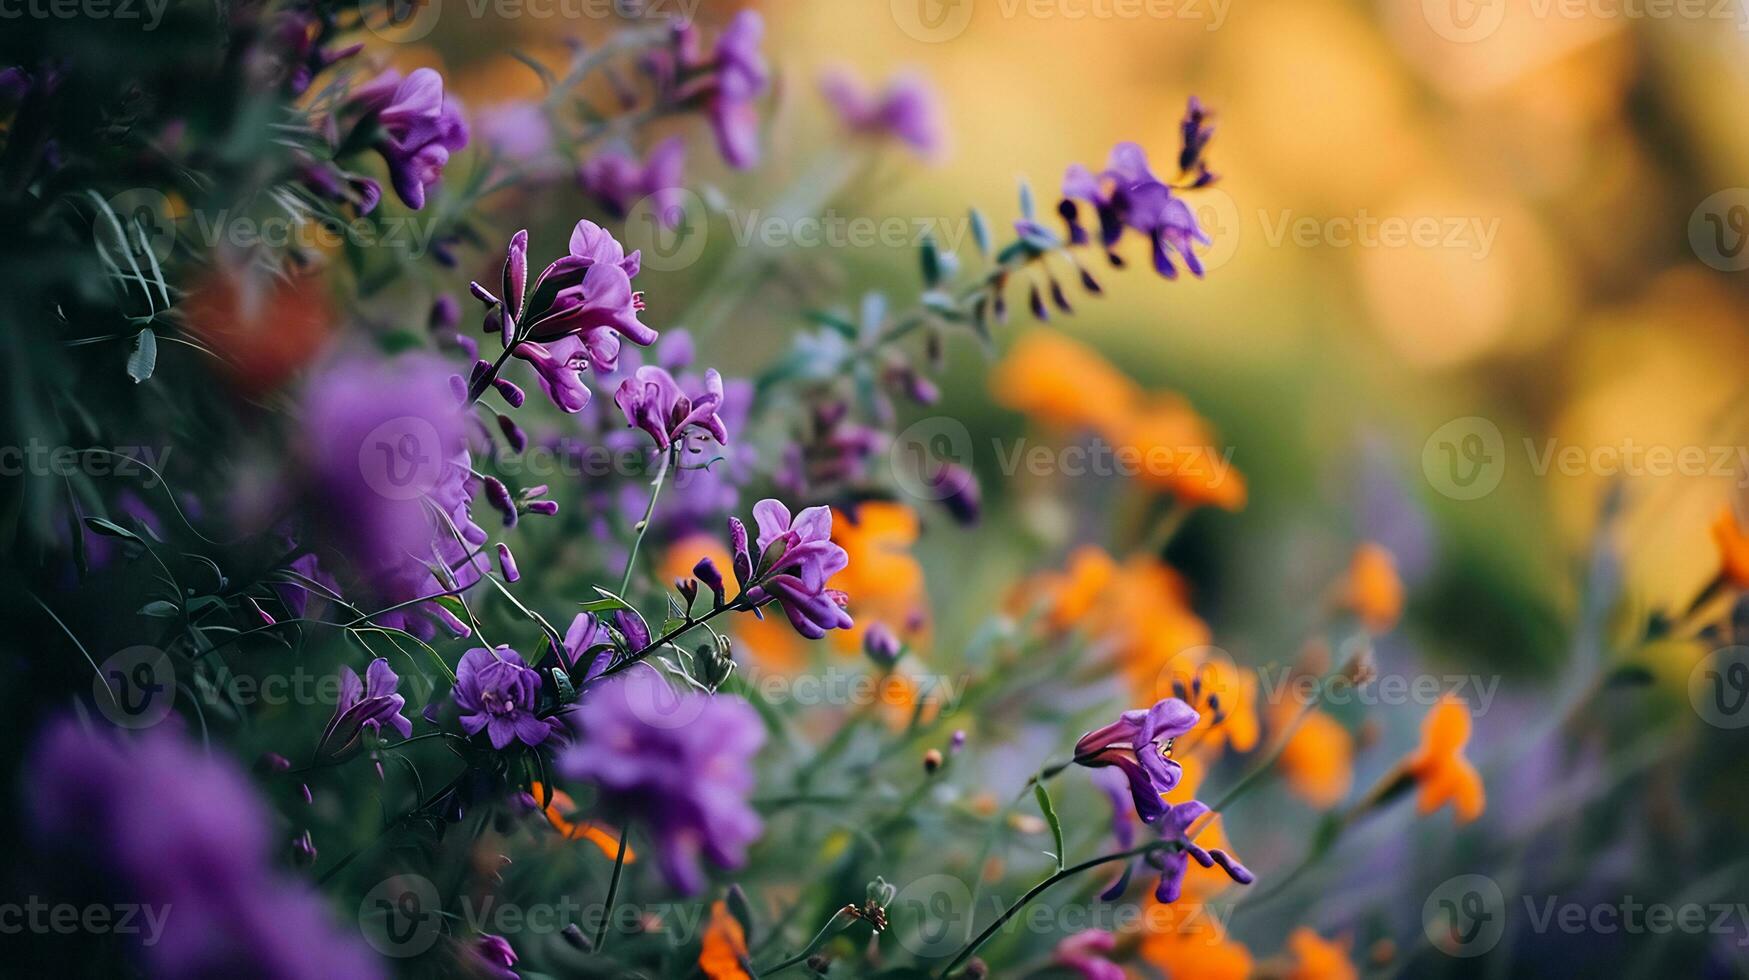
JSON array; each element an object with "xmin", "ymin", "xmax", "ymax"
[
  {"xmin": 1156, "ymin": 649, "xmax": 1260, "ymax": 757},
  {"xmin": 828, "ymin": 502, "xmax": 929, "ymax": 654},
  {"xmin": 698, "ymin": 900, "xmax": 751, "ymax": 980},
  {"xmin": 1712, "ymin": 506, "xmax": 1749, "ymax": 588},
  {"xmin": 1402, "ymin": 694, "xmax": 1485, "ymax": 823},
  {"xmin": 1138, "ymin": 901, "xmax": 1254, "ymax": 980},
  {"xmin": 1284, "ymin": 927, "xmax": 1358, "ymax": 980},
  {"xmin": 1340, "ymin": 542, "xmax": 1404, "ymax": 633},
  {"xmin": 527, "ymin": 783, "xmax": 634, "ymax": 862},
  {"xmin": 1272, "ymin": 704, "xmax": 1354, "ymax": 810},
  {"xmin": 181, "ymin": 264, "xmax": 334, "ymax": 394},
  {"xmin": 1108, "ymin": 394, "xmax": 1247, "ymax": 511},
  {"xmin": 1024, "ymin": 546, "xmax": 1119, "ymax": 630},
  {"xmin": 991, "ymin": 330, "xmax": 1141, "ymax": 433}
]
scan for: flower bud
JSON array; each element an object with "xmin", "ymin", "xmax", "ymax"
[
  {"xmin": 863, "ymin": 622, "xmax": 902, "ymax": 668},
  {"xmin": 923, "ymin": 748, "xmax": 943, "ymax": 774}
]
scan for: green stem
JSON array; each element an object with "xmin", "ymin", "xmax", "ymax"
[
  {"xmin": 939, "ymin": 841, "xmax": 1173, "ymax": 977},
  {"xmin": 618, "ymin": 447, "xmax": 674, "ymax": 596},
  {"xmin": 754, "ymin": 908, "xmax": 853, "ymax": 976},
  {"xmin": 594, "ymin": 820, "xmax": 632, "ymax": 951}
]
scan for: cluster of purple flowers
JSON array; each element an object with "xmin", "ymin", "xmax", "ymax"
[
  {"xmin": 28, "ymin": 719, "xmax": 382, "ymax": 979},
  {"xmin": 471, "ymin": 220, "xmax": 657, "ymax": 414},
  {"xmin": 1056, "ymin": 98, "xmax": 1217, "ymax": 279}
]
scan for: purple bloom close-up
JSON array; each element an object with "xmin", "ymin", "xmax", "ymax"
[
  {"xmin": 315, "ymin": 657, "xmax": 413, "ymax": 762},
  {"xmin": 734, "ymin": 499, "xmax": 853, "ymax": 639},
  {"xmin": 348, "ymin": 67, "xmax": 469, "ymax": 210},
  {"xmin": 613, "ymin": 364, "xmax": 729, "ymax": 452},
  {"xmin": 1074, "ymin": 697, "xmax": 1198, "ymax": 823},
  {"xmin": 1059, "ymin": 140, "xmax": 1210, "ymax": 279},
  {"xmin": 453, "ymin": 646, "xmax": 558, "ymax": 749},
  {"xmin": 557, "ymin": 669, "xmax": 765, "ymax": 895}
]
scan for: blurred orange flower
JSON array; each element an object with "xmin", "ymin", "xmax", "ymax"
[
  {"xmin": 1711, "ymin": 506, "xmax": 1749, "ymax": 588},
  {"xmin": 993, "ymin": 331, "xmax": 1246, "ymax": 511},
  {"xmin": 1339, "ymin": 542, "xmax": 1404, "ymax": 633},
  {"xmin": 1403, "ymin": 694, "xmax": 1485, "ymax": 823},
  {"xmin": 1272, "ymin": 703, "xmax": 1355, "ymax": 810},
  {"xmin": 1108, "ymin": 393, "xmax": 1247, "ymax": 511},
  {"xmin": 527, "ymin": 783, "xmax": 633, "ymax": 862},
  {"xmin": 1139, "ymin": 905, "xmax": 1254, "ymax": 980},
  {"xmin": 991, "ymin": 330, "xmax": 1141, "ymax": 433},
  {"xmin": 829, "ymin": 502, "xmax": 929, "ymax": 654},
  {"xmin": 1284, "ymin": 927, "xmax": 1358, "ymax": 980},
  {"xmin": 181, "ymin": 264, "xmax": 334, "ymax": 394},
  {"xmin": 698, "ymin": 900, "xmax": 751, "ymax": 979},
  {"xmin": 1025, "ymin": 545, "xmax": 1119, "ymax": 630}
]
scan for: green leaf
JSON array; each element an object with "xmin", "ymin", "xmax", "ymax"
[
  {"xmin": 970, "ymin": 208, "xmax": 992, "ymax": 258},
  {"xmin": 138, "ymin": 600, "xmax": 180, "ymax": 618},
  {"xmin": 1018, "ymin": 180, "xmax": 1036, "ymax": 221},
  {"xmin": 804, "ymin": 310, "xmax": 859, "ymax": 339},
  {"xmin": 127, "ymin": 328, "xmax": 158, "ymax": 384},
  {"xmin": 83, "ymin": 517, "xmax": 143, "ymax": 544},
  {"xmin": 1033, "ymin": 782, "xmax": 1066, "ymax": 872},
  {"xmin": 920, "ymin": 234, "xmax": 942, "ymax": 287},
  {"xmin": 551, "ymin": 667, "xmax": 577, "ymax": 704},
  {"xmin": 580, "ymin": 586, "xmax": 634, "ymax": 614}
]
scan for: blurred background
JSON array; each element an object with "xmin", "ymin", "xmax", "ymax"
[{"xmin": 7, "ymin": 0, "xmax": 1749, "ymax": 975}]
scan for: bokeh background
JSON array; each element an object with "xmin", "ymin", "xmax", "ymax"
[{"xmin": 6, "ymin": 0, "xmax": 1749, "ymax": 976}]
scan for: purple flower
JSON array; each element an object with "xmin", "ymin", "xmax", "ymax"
[
  {"xmin": 555, "ymin": 613, "xmax": 614, "ymax": 681},
  {"xmin": 348, "ymin": 68, "xmax": 469, "ymax": 210},
  {"xmin": 27, "ymin": 719, "xmax": 383, "ymax": 979},
  {"xmin": 300, "ymin": 353, "xmax": 489, "ymax": 639},
  {"xmin": 734, "ymin": 500, "xmax": 853, "ymax": 639},
  {"xmin": 1059, "ymin": 141, "xmax": 1209, "ymax": 278},
  {"xmin": 706, "ymin": 11, "xmax": 768, "ymax": 168},
  {"xmin": 557, "ymin": 670, "xmax": 765, "ymax": 895},
  {"xmin": 1144, "ymin": 801, "xmax": 1254, "ymax": 903},
  {"xmin": 471, "ymin": 221, "xmax": 656, "ymax": 414},
  {"xmin": 1073, "ymin": 698, "xmax": 1198, "ymax": 823},
  {"xmin": 477, "ymin": 100, "xmax": 561, "ymax": 179},
  {"xmin": 315, "ymin": 657, "xmax": 413, "ymax": 762},
  {"xmin": 863, "ymin": 621, "xmax": 902, "ymax": 667},
  {"xmin": 1178, "ymin": 95, "xmax": 1216, "ymax": 185},
  {"xmin": 454, "ymin": 646, "xmax": 557, "ymax": 749},
  {"xmin": 579, "ymin": 136, "xmax": 687, "ymax": 224},
  {"xmin": 819, "ymin": 68, "xmax": 944, "ymax": 159},
  {"xmin": 613, "ymin": 365, "xmax": 729, "ymax": 451},
  {"xmin": 1055, "ymin": 930, "xmax": 1125, "ymax": 980},
  {"xmin": 472, "ymin": 934, "xmax": 520, "ymax": 979}
]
